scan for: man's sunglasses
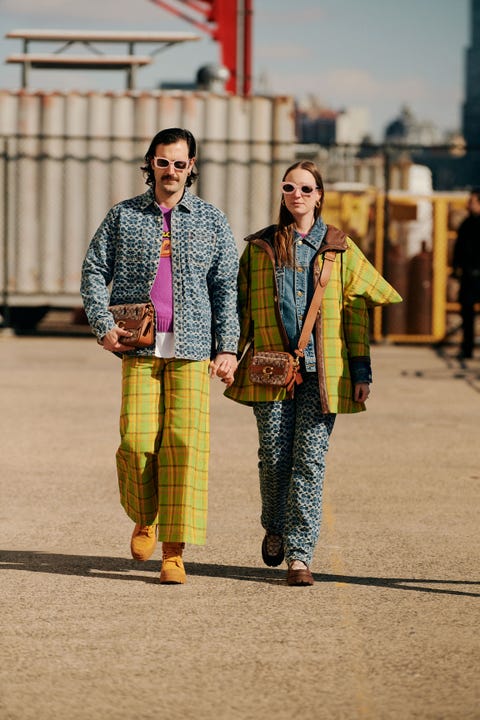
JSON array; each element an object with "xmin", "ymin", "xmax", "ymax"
[
  {"xmin": 153, "ymin": 157, "xmax": 189, "ymax": 170},
  {"xmin": 281, "ymin": 182, "xmax": 319, "ymax": 195}
]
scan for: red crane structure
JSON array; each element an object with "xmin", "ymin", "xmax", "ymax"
[{"xmin": 148, "ymin": 0, "xmax": 253, "ymax": 95}]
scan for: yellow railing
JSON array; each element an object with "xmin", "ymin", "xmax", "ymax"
[{"xmin": 323, "ymin": 188, "xmax": 469, "ymax": 344}]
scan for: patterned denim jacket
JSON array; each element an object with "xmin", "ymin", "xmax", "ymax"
[
  {"xmin": 276, "ymin": 218, "xmax": 327, "ymax": 372},
  {"xmin": 80, "ymin": 187, "xmax": 240, "ymax": 359}
]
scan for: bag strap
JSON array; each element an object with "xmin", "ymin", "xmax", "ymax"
[{"xmin": 295, "ymin": 250, "xmax": 336, "ymax": 358}]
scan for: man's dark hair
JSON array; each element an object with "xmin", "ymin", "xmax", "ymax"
[{"xmin": 141, "ymin": 127, "xmax": 199, "ymax": 188}]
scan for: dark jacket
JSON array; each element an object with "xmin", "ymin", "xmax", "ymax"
[{"xmin": 453, "ymin": 214, "xmax": 480, "ymax": 304}]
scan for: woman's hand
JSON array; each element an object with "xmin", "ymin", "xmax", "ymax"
[{"xmin": 354, "ymin": 382, "xmax": 371, "ymax": 402}]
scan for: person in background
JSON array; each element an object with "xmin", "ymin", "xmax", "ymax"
[
  {"xmin": 81, "ymin": 128, "xmax": 239, "ymax": 584},
  {"xmin": 225, "ymin": 160, "xmax": 402, "ymax": 586},
  {"xmin": 452, "ymin": 189, "xmax": 480, "ymax": 359}
]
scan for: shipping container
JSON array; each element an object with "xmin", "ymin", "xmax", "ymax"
[{"xmin": 0, "ymin": 89, "xmax": 295, "ymax": 330}]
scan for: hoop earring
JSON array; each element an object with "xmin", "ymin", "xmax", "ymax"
[
  {"xmin": 281, "ymin": 197, "xmax": 286, "ymax": 206},
  {"xmin": 315, "ymin": 200, "xmax": 321, "ymax": 209}
]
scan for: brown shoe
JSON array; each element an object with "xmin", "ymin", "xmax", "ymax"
[
  {"xmin": 130, "ymin": 524, "xmax": 157, "ymax": 561},
  {"xmin": 286, "ymin": 562, "xmax": 314, "ymax": 586},
  {"xmin": 160, "ymin": 542, "xmax": 186, "ymax": 584}
]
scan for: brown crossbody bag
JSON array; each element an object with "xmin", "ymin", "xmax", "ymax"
[
  {"xmin": 108, "ymin": 302, "xmax": 155, "ymax": 348},
  {"xmin": 248, "ymin": 250, "xmax": 337, "ymax": 393}
]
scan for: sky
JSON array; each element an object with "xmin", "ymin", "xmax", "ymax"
[{"xmin": 0, "ymin": 0, "xmax": 471, "ymax": 140}]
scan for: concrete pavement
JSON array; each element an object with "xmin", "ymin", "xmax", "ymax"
[{"xmin": 0, "ymin": 334, "xmax": 479, "ymax": 720}]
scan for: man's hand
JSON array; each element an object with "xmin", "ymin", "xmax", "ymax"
[
  {"xmin": 101, "ymin": 326, "xmax": 134, "ymax": 353},
  {"xmin": 209, "ymin": 352, "xmax": 238, "ymax": 387}
]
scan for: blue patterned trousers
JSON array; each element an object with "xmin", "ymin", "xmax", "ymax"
[{"xmin": 253, "ymin": 373, "xmax": 336, "ymax": 565}]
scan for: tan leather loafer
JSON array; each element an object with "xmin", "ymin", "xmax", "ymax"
[
  {"xmin": 130, "ymin": 523, "xmax": 157, "ymax": 561},
  {"xmin": 286, "ymin": 563, "xmax": 314, "ymax": 586}
]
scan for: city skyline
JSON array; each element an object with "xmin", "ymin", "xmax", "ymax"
[{"xmin": 0, "ymin": 0, "xmax": 470, "ymax": 140}]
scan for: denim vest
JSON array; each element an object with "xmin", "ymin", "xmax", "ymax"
[{"xmin": 275, "ymin": 218, "xmax": 327, "ymax": 373}]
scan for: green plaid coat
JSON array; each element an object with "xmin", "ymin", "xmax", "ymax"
[{"xmin": 224, "ymin": 224, "xmax": 402, "ymax": 414}]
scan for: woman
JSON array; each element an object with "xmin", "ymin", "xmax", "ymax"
[{"xmin": 225, "ymin": 160, "xmax": 402, "ymax": 586}]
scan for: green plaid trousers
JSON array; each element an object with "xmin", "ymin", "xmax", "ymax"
[{"xmin": 116, "ymin": 356, "xmax": 210, "ymax": 545}]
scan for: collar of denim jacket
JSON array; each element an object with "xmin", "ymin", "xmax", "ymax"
[
  {"xmin": 292, "ymin": 216, "xmax": 327, "ymax": 250},
  {"xmin": 141, "ymin": 187, "xmax": 195, "ymax": 212}
]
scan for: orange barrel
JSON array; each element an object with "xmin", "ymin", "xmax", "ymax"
[
  {"xmin": 382, "ymin": 243, "xmax": 408, "ymax": 335},
  {"xmin": 407, "ymin": 242, "xmax": 433, "ymax": 335}
]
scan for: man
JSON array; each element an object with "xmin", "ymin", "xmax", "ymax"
[
  {"xmin": 81, "ymin": 128, "xmax": 239, "ymax": 584},
  {"xmin": 452, "ymin": 189, "xmax": 480, "ymax": 359}
]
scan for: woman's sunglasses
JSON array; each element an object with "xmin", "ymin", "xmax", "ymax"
[
  {"xmin": 281, "ymin": 182, "xmax": 319, "ymax": 195},
  {"xmin": 153, "ymin": 157, "xmax": 189, "ymax": 171}
]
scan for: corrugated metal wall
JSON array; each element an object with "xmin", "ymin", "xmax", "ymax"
[{"xmin": 0, "ymin": 90, "xmax": 295, "ymax": 306}]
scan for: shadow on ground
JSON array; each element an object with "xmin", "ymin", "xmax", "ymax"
[
  {"xmin": 1, "ymin": 550, "xmax": 478, "ymax": 597},
  {"xmin": 397, "ymin": 345, "xmax": 480, "ymax": 393}
]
